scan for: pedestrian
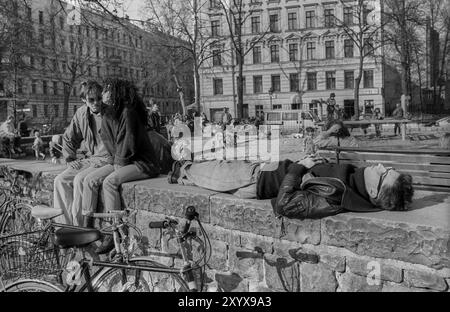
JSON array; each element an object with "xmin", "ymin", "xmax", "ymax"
[
  {"xmin": 373, "ymin": 108, "xmax": 383, "ymax": 138},
  {"xmin": 32, "ymin": 129, "xmax": 46, "ymax": 160},
  {"xmin": 392, "ymin": 103, "xmax": 404, "ymax": 136},
  {"xmin": 148, "ymin": 103, "xmax": 161, "ymax": 133},
  {"xmin": 0, "ymin": 115, "xmax": 23, "ymax": 156},
  {"xmin": 221, "ymin": 107, "xmax": 232, "ymax": 130}
]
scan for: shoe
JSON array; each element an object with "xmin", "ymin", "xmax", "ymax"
[
  {"xmin": 95, "ymin": 235, "xmax": 115, "ymax": 255},
  {"xmin": 167, "ymin": 160, "xmax": 184, "ymax": 184},
  {"xmin": 41, "ymin": 155, "xmax": 46, "ymax": 161}
]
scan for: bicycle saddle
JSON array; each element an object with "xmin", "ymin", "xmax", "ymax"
[
  {"xmin": 54, "ymin": 228, "xmax": 102, "ymax": 249},
  {"xmin": 32, "ymin": 205, "xmax": 63, "ymax": 220}
]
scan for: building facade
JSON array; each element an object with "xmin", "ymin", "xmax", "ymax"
[
  {"xmin": 0, "ymin": 0, "xmax": 193, "ymax": 131},
  {"xmin": 199, "ymin": 0, "xmax": 386, "ymax": 122}
]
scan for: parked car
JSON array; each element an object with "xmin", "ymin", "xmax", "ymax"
[{"xmin": 435, "ymin": 116, "xmax": 450, "ymax": 127}]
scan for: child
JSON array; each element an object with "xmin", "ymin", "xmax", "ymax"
[
  {"xmin": 49, "ymin": 134, "xmax": 63, "ymax": 164},
  {"xmin": 303, "ymin": 127, "xmax": 316, "ymax": 155},
  {"xmin": 32, "ymin": 130, "xmax": 46, "ymax": 160}
]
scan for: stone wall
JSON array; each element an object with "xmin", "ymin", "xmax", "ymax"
[{"xmin": 1, "ymin": 160, "xmax": 449, "ymax": 292}]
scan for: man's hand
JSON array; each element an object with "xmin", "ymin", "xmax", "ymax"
[
  {"xmin": 114, "ymin": 164, "xmax": 123, "ymax": 171},
  {"xmin": 68, "ymin": 160, "xmax": 82, "ymax": 170},
  {"xmin": 298, "ymin": 156, "xmax": 326, "ymax": 169}
]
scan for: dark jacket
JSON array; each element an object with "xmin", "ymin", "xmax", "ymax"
[
  {"xmin": 149, "ymin": 111, "xmax": 161, "ymax": 133},
  {"xmin": 261, "ymin": 161, "xmax": 381, "ymax": 220},
  {"xmin": 62, "ymin": 103, "xmax": 111, "ymax": 163},
  {"xmin": 101, "ymin": 107, "xmax": 160, "ymax": 177}
]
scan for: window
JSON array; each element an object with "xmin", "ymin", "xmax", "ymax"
[
  {"xmin": 290, "ymin": 73, "xmax": 299, "ymax": 92},
  {"xmin": 73, "ymin": 105, "xmax": 78, "ymax": 114},
  {"xmin": 97, "ymin": 66, "xmax": 101, "ymax": 77},
  {"xmin": 307, "ymin": 73, "xmax": 317, "ymax": 90},
  {"xmin": 212, "ymin": 49, "xmax": 222, "ymax": 66},
  {"xmin": 213, "ymin": 78, "xmax": 223, "ymax": 95},
  {"xmin": 364, "ymin": 70, "xmax": 374, "ymax": 88},
  {"xmin": 31, "ymin": 80, "xmax": 37, "ymax": 94},
  {"xmin": 251, "ymin": 16, "xmax": 261, "ymax": 33},
  {"xmin": 39, "ymin": 11, "xmax": 44, "ymax": 24},
  {"xmin": 253, "ymin": 46, "xmax": 261, "ymax": 64},
  {"xmin": 270, "ymin": 45, "xmax": 279, "ymax": 63},
  {"xmin": 96, "ymin": 47, "xmax": 100, "ymax": 58},
  {"xmin": 43, "ymin": 81, "xmax": 48, "ymax": 95},
  {"xmin": 40, "ymin": 33, "xmax": 45, "ymax": 46},
  {"xmin": 253, "ymin": 76, "xmax": 263, "ymax": 94},
  {"xmin": 307, "ymin": 42, "xmax": 316, "ymax": 60},
  {"xmin": 255, "ymin": 105, "xmax": 264, "ymax": 118},
  {"xmin": 70, "ymin": 41, "xmax": 75, "ymax": 54},
  {"xmin": 62, "ymin": 62, "xmax": 67, "ymax": 73},
  {"xmin": 236, "ymin": 76, "xmax": 246, "ymax": 94},
  {"xmin": 211, "ymin": 21, "xmax": 220, "ymax": 37},
  {"xmin": 344, "ymin": 7, "xmax": 353, "ymax": 25},
  {"xmin": 59, "ymin": 16, "xmax": 64, "ymax": 29},
  {"xmin": 324, "ymin": 9, "xmax": 335, "ymax": 28},
  {"xmin": 271, "ymin": 75, "xmax": 281, "ymax": 92},
  {"xmin": 54, "ymin": 105, "xmax": 59, "ymax": 117},
  {"xmin": 32, "ymin": 105, "xmax": 37, "ymax": 118},
  {"xmin": 0, "ymin": 80, "xmax": 3, "ymax": 92},
  {"xmin": 306, "ymin": 11, "xmax": 315, "ymax": 28},
  {"xmin": 95, "ymin": 29, "xmax": 99, "ymax": 39},
  {"xmin": 325, "ymin": 41, "xmax": 335, "ymax": 59},
  {"xmin": 363, "ymin": 6, "xmax": 371, "ymax": 26},
  {"xmin": 326, "ymin": 71, "xmax": 336, "ymax": 90},
  {"xmin": 30, "ymin": 56, "xmax": 35, "ymax": 67},
  {"xmin": 27, "ymin": 6, "xmax": 32, "ymax": 20},
  {"xmin": 269, "ymin": 14, "xmax": 279, "ymax": 33},
  {"xmin": 44, "ymin": 105, "xmax": 48, "ymax": 117},
  {"xmin": 288, "ymin": 12, "xmax": 297, "ymax": 30},
  {"xmin": 53, "ymin": 81, "xmax": 58, "ymax": 95},
  {"xmin": 17, "ymin": 79, "xmax": 23, "ymax": 94},
  {"xmin": 289, "ymin": 44, "xmax": 298, "ymax": 62},
  {"xmin": 344, "ymin": 39, "xmax": 354, "ymax": 58},
  {"xmin": 41, "ymin": 57, "xmax": 46, "ymax": 69},
  {"xmin": 53, "ymin": 60, "xmax": 58, "ymax": 71},
  {"xmin": 344, "ymin": 71, "xmax": 355, "ymax": 89}
]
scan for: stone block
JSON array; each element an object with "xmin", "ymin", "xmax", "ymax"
[
  {"xmin": 134, "ymin": 178, "xmax": 214, "ymax": 223},
  {"xmin": 282, "ymin": 218, "xmax": 321, "ymax": 246},
  {"xmin": 210, "ymin": 194, "xmax": 278, "ymax": 237},
  {"xmin": 320, "ymin": 253, "xmax": 346, "ymax": 273},
  {"xmin": 347, "ymin": 257, "xmax": 403, "ymax": 283},
  {"xmin": 208, "ymin": 239, "xmax": 229, "ymax": 271},
  {"xmin": 337, "ymin": 271, "xmax": 383, "ymax": 292},
  {"xmin": 236, "ymin": 232, "xmax": 274, "ymax": 254},
  {"xmin": 121, "ymin": 182, "xmax": 135, "ymax": 210},
  {"xmin": 264, "ymin": 254, "xmax": 300, "ymax": 292},
  {"xmin": 300, "ymin": 263, "xmax": 338, "ymax": 292},
  {"xmin": 404, "ymin": 269, "xmax": 448, "ymax": 291},
  {"xmin": 322, "ymin": 215, "xmax": 450, "ymax": 269},
  {"xmin": 382, "ymin": 282, "xmax": 436, "ymax": 292},
  {"xmin": 201, "ymin": 223, "xmax": 233, "ymax": 244}
]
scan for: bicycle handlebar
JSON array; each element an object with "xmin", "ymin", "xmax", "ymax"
[
  {"xmin": 149, "ymin": 220, "xmax": 170, "ymax": 229},
  {"xmin": 90, "ymin": 210, "xmax": 130, "ymax": 219},
  {"xmin": 148, "ymin": 206, "xmax": 198, "ymax": 233}
]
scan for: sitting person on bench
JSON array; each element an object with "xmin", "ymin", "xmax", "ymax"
[
  {"xmin": 314, "ymin": 121, "xmax": 359, "ymax": 149},
  {"xmin": 169, "ymin": 156, "xmax": 414, "ymax": 219}
]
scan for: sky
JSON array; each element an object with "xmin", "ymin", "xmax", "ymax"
[{"xmin": 121, "ymin": 0, "xmax": 145, "ymax": 21}]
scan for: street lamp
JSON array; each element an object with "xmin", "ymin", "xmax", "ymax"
[{"xmin": 268, "ymin": 88, "xmax": 274, "ymax": 110}]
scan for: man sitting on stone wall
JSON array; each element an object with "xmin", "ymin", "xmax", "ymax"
[{"xmin": 168, "ymin": 155, "xmax": 414, "ymax": 220}]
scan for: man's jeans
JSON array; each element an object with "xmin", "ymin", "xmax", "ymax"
[
  {"xmin": 53, "ymin": 158, "xmax": 111, "ymax": 226},
  {"xmin": 183, "ymin": 160, "xmax": 261, "ymax": 197}
]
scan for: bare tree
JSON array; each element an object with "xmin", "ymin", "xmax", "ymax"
[
  {"xmin": 216, "ymin": 0, "xmax": 270, "ymax": 119},
  {"xmin": 334, "ymin": 0, "xmax": 386, "ymax": 119},
  {"xmin": 144, "ymin": 0, "xmax": 219, "ymax": 113},
  {"xmin": 0, "ymin": 0, "xmax": 38, "ymax": 125}
]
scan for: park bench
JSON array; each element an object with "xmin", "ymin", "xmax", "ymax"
[{"xmin": 317, "ymin": 147, "xmax": 450, "ymax": 193}]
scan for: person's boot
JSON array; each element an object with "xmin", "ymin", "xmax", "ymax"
[{"xmin": 95, "ymin": 235, "xmax": 115, "ymax": 255}]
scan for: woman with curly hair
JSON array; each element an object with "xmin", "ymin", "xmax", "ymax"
[{"xmin": 81, "ymin": 79, "xmax": 160, "ymax": 253}]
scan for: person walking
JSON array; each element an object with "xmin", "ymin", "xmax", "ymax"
[
  {"xmin": 392, "ymin": 103, "xmax": 404, "ymax": 136},
  {"xmin": 373, "ymin": 108, "xmax": 383, "ymax": 138},
  {"xmin": 148, "ymin": 103, "xmax": 161, "ymax": 134}
]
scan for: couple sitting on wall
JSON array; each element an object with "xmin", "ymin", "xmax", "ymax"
[
  {"xmin": 53, "ymin": 79, "xmax": 172, "ymax": 253},
  {"xmin": 168, "ymin": 122, "xmax": 413, "ymax": 220}
]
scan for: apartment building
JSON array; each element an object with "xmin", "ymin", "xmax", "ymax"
[
  {"xmin": 199, "ymin": 0, "xmax": 387, "ymax": 122},
  {"xmin": 0, "ymin": 0, "xmax": 193, "ymax": 128}
]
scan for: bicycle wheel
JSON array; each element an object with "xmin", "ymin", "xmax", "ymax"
[
  {"xmin": 92, "ymin": 259, "xmax": 188, "ymax": 292},
  {"xmin": 0, "ymin": 202, "xmax": 36, "ymax": 234},
  {"xmin": 4, "ymin": 279, "xmax": 63, "ymax": 292}
]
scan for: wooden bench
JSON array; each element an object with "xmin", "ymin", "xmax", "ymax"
[{"xmin": 317, "ymin": 147, "xmax": 450, "ymax": 192}]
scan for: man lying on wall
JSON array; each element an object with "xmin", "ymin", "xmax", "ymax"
[{"xmin": 168, "ymin": 156, "xmax": 414, "ymax": 220}]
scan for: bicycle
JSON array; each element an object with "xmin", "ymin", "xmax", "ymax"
[
  {"xmin": 0, "ymin": 166, "xmax": 41, "ymax": 235},
  {"xmin": 0, "ymin": 205, "xmax": 211, "ymax": 292}
]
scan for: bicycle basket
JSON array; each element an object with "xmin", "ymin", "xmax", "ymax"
[{"xmin": 0, "ymin": 230, "xmax": 73, "ymax": 280}]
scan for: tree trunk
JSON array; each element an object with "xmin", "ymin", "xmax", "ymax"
[
  {"xmin": 237, "ymin": 53, "xmax": 244, "ymax": 120},
  {"xmin": 194, "ymin": 61, "xmax": 201, "ymax": 112},
  {"xmin": 354, "ymin": 55, "xmax": 364, "ymax": 119}
]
